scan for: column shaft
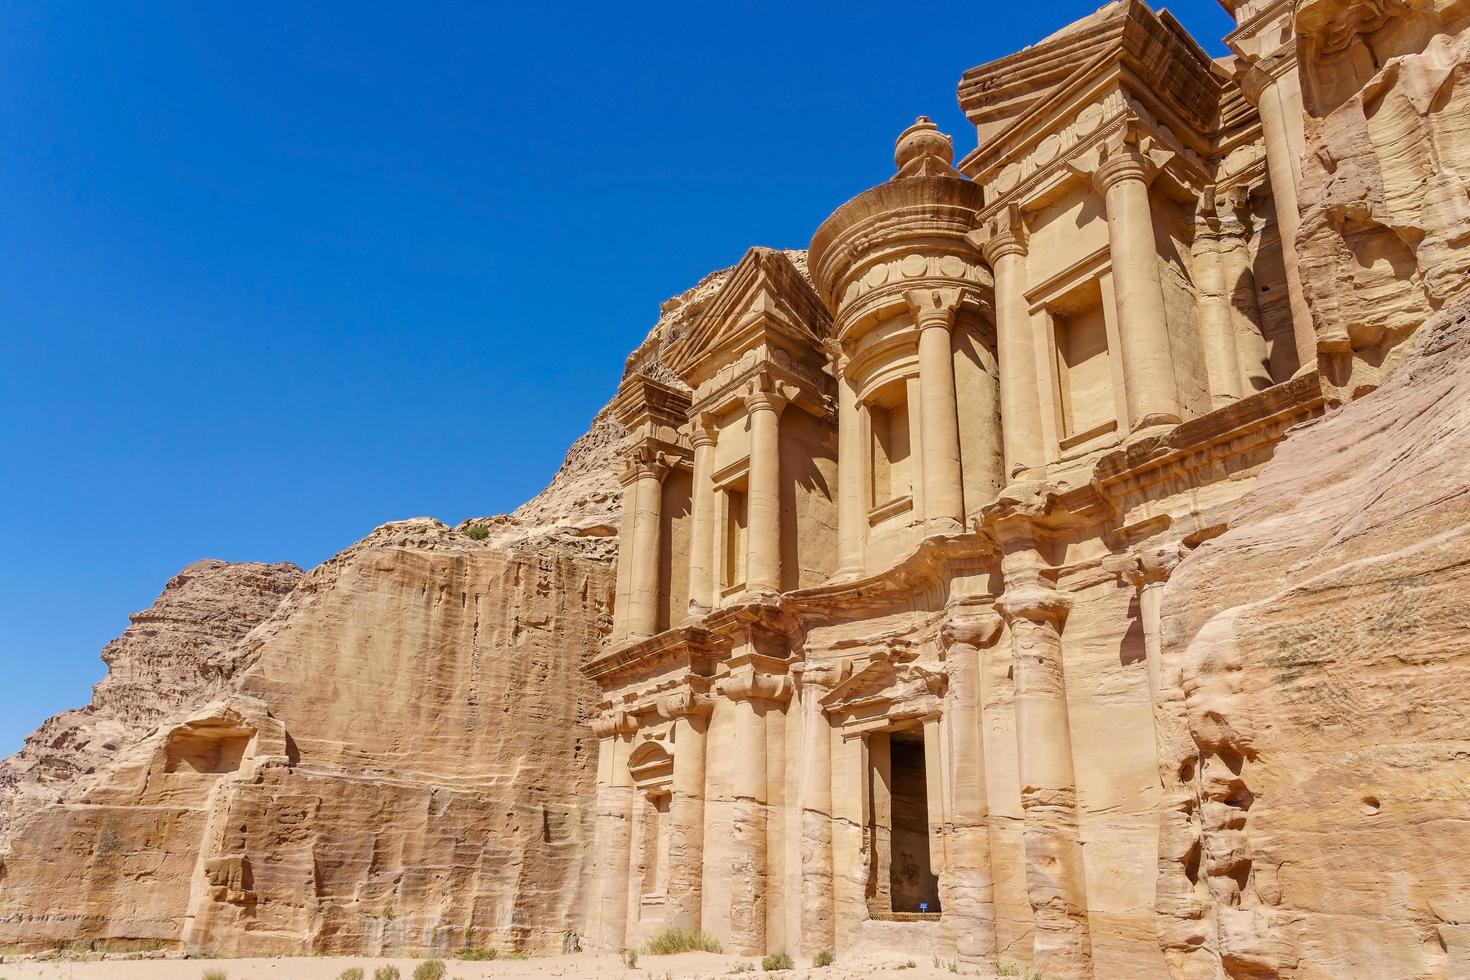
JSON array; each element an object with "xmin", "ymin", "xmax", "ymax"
[
  {"xmin": 797, "ymin": 669, "xmax": 836, "ymax": 956},
  {"xmin": 916, "ymin": 315, "xmax": 965, "ymax": 527},
  {"xmin": 1254, "ymin": 74, "xmax": 1318, "ymax": 366},
  {"xmin": 1193, "ymin": 227, "xmax": 1246, "ymax": 409},
  {"xmin": 745, "ymin": 394, "xmax": 783, "ymax": 593},
  {"xmin": 612, "ymin": 472, "xmax": 638, "ymax": 639},
  {"xmin": 944, "ymin": 630, "xmax": 999, "ymax": 964},
  {"xmin": 999, "ymin": 584, "xmax": 1093, "ymax": 979},
  {"xmin": 730, "ymin": 697, "xmax": 769, "ymax": 954},
  {"xmin": 589, "ymin": 733, "xmax": 635, "ymax": 948},
  {"xmin": 686, "ymin": 431, "xmax": 718, "ymax": 618},
  {"xmin": 1219, "ymin": 222, "xmax": 1271, "ymax": 394},
  {"xmin": 835, "ymin": 367, "xmax": 866, "ymax": 578},
  {"xmin": 626, "ymin": 462, "xmax": 665, "ymax": 638},
  {"xmin": 989, "ymin": 245, "xmax": 1045, "ymax": 478},
  {"xmin": 1099, "ymin": 162, "xmax": 1183, "ymax": 429},
  {"xmin": 666, "ymin": 713, "xmax": 708, "ymax": 931}
]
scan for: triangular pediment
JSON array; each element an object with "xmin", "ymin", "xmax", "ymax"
[{"xmin": 662, "ymin": 248, "xmax": 831, "ymax": 388}]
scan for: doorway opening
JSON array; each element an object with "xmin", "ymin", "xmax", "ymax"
[{"xmin": 866, "ymin": 725, "xmax": 941, "ymax": 916}]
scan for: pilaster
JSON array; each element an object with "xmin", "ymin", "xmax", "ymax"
[{"xmin": 906, "ymin": 286, "xmax": 968, "ymax": 531}]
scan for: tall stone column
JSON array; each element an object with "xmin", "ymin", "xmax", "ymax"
[
  {"xmin": 717, "ymin": 667, "xmax": 791, "ymax": 955},
  {"xmin": 906, "ymin": 287, "xmax": 967, "ymax": 530},
  {"xmin": 625, "ymin": 448, "xmax": 668, "ymax": 639},
  {"xmin": 833, "ymin": 347, "xmax": 867, "ymax": 579},
  {"xmin": 1192, "ymin": 217, "xmax": 1246, "ymax": 410},
  {"xmin": 1242, "ymin": 58, "xmax": 1324, "ymax": 363},
  {"xmin": 685, "ymin": 421, "xmax": 719, "ymax": 618},
  {"xmin": 976, "ymin": 210, "xmax": 1045, "ymax": 480},
  {"xmin": 588, "ymin": 710, "xmax": 639, "ymax": 949},
  {"xmin": 612, "ymin": 465, "xmax": 639, "ymax": 640},
  {"xmin": 1092, "ymin": 138, "xmax": 1183, "ymax": 430},
  {"xmin": 1106, "ymin": 546, "xmax": 1182, "ymax": 754},
  {"xmin": 983, "ymin": 485, "xmax": 1093, "ymax": 978},
  {"xmin": 744, "ymin": 382, "xmax": 787, "ymax": 594},
  {"xmin": 792, "ymin": 660, "xmax": 844, "ymax": 957},
  {"xmin": 940, "ymin": 609, "xmax": 1004, "ymax": 967},
  {"xmin": 922, "ymin": 715, "xmax": 953, "ymax": 926},
  {"xmin": 657, "ymin": 689, "xmax": 713, "ymax": 933}
]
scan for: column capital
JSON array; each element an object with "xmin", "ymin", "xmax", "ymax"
[
  {"xmin": 791, "ymin": 658, "xmax": 850, "ymax": 696},
  {"xmin": 1073, "ymin": 123, "xmax": 1174, "ymax": 196},
  {"xmin": 996, "ymin": 584, "xmax": 1074, "ymax": 628},
  {"xmin": 905, "ymin": 285, "xmax": 967, "ymax": 331},
  {"xmin": 717, "ymin": 665, "xmax": 793, "ymax": 705},
  {"xmin": 969, "ymin": 202, "xmax": 1029, "ymax": 265},
  {"xmin": 742, "ymin": 371, "xmax": 792, "ymax": 416},
  {"xmin": 686, "ymin": 412, "xmax": 720, "ymax": 450},
  {"xmin": 1103, "ymin": 545, "xmax": 1183, "ymax": 591},
  {"xmin": 938, "ymin": 605, "xmax": 1005, "ymax": 653},
  {"xmin": 656, "ymin": 688, "xmax": 715, "ymax": 721},
  {"xmin": 620, "ymin": 442, "xmax": 672, "ymax": 484},
  {"xmin": 591, "ymin": 708, "xmax": 639, "ymax": 739}
]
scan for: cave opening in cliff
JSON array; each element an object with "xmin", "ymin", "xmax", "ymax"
[{"xmin": 866, "ymin": 726, "xmax": 941, "ymax": 917}]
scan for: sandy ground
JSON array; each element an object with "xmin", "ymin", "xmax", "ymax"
[{"xmin": 0, "ymin": 951, "xmax": 1004, "ymax": 980}]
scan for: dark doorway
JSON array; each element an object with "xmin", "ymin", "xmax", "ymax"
[{"xmin": 888, "ymin": 729, "xmax": 940, "ymax": 913}]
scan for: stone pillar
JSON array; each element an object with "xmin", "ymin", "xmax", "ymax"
[
  {"xmin": 1107, "ymin": 546, "xmax": 1182, "ymax": 753},
  {"xmin": 906, "ymin": 287, "xmax": 967, "ymax": 530},
  {"xmin": 743, "ymin": 382, "xmax": 787, "ymax": 594},
  {"xmin": 976, "ymin": 210, "xmax": 1045, "ymax": 480},
  {"xmin": 940, "ymin": 609, "xmax": 1004, "ymax": 967},
  {"xmin": 612, "ymin": 466, "xmax": 639, "ymax": 640},
  {"xmin": 1242, "ymin": 58, "xmax": 1324, "ymax": 363},
  {"xmin": 1092, "ymin": 140, "xmax": 1184, "ymax": 430},
  {"xmin": 922, "ymin": 715, "xmax": 952, "ymax": 925},
  {"xmin": 686, "ymin": 421, "xmax": 719, "ymax": 618},
  {"xmin": 625, "ymin": 448, "xmax": 667, "ymax": 639},
  {"xmin": 983, "ymin": 485, "xmax": 1093, "ymax": 978},
  {"xmin": 1193, "ymin": 217, "xmax": 1246, "ymax": 410},
  {"xmin": 657, "ymin": 689, "xmax": 713, "ymax": 933},
  {"xmin": 833, "ymin": 349, "xmax": 867, "ymax": 579},
  {"xmin": 717, "ymin": 667, "xmax": 791, "ymax": 955},
  {"xmin": 1215, "ymin": 197, "xmax": 1271, "ymax": 394},
  {"xmin": 792, "ymin": 660, "xmax": 844, "ymax": 957},
  {"xmin": 588, "ymin": 710, "xmax": 639, "ymax": 949}
]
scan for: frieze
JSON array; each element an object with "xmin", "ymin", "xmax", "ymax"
[{"xmin": 838, "ymin": 253, "xmax": 988, "ymax": 309}]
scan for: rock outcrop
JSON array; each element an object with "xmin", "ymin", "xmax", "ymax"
[
  {"xmin": 0, "ymin": 560, "xmax": 302, "ymax": 842},
  {"xmin": 0, "ymin": 265, "xmax": 741, "ymax": 956}
]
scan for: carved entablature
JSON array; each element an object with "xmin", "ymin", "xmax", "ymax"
[
  {"xmin": 610, "ymin": 375, "xmax": 694, "ymax": 477},
  {"xmin": 958, "ymin": 0, "xmax": 1223, "ymax": 218},
  {"xmin": 1223, "ymin": 0, "xmax": 1298, "ymax": 66},
  {"xmin": 819, "ymin": 648, "xmax": 948, "ymax": 735},
  {"xmin": 662, "ymin": 247, "xmax": 832, "ymax": 421}
]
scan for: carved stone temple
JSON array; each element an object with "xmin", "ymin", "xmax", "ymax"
[
  {"xmin": 5, "ymin": 0, "xmax": 1470, "ymax": 977},
  {"xmin": 581, "ymin": 1, "xmax": 1469, "ymax": 976}
]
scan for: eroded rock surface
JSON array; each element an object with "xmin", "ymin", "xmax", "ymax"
[
  {"xmin": 0, "ymin": 559, "xmax": 302, "ymax": 842},
  {"xmin": 1159, "ymin": 296, "xmax": 1470, "ymax": 978}
]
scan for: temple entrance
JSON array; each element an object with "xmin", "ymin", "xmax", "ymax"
[{"xmin": 866, "ymin": 725, "xmax": 941, "ymax": 917}]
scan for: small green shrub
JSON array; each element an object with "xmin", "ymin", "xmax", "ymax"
[
  {"xmin": 458, "ymin": 948, "xmax": 497, "ymax": 961},
  {"xmin": 645, "ymin": 927, "xmax": 722, "ymax": 955},
  {"xmin": 812, "ymin": 949, "xmax": 835, "ymax": 967},
  {"xmin": 337, "ymin": 969, "xmax": 365, "ymax": 980},
  {"xmin": 997, "ymin": 965, "xmax": 1021, "ymax": 977},
  {"xmin": 728, "ymin": 966, "xmax": 755, "ymax": 975},
  {"xmin": 202, "ymin": 971, "xmax": 228, "ymax": 980},
  {"xmin": 620, "ymin": 947, "xmax": 638, "ymax": 968},
  {"xmin": 373, "ymin": 968, "xmax": 401, "ymax": 980},
  {"xmin": 463, "ymin": 525, "xmax": 490, "ymax": 541},
  {"xmin": 411, "ymin": 961, "xmax": 446, "ymax": 980},
  {"xmin": 761, "ymin": 952, "xmax": 794, "ymax": 972}
]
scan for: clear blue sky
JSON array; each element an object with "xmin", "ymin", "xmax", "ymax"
[{"xmin": 0, "ymin": 2, "xmax": 1232, "ymax": 756}]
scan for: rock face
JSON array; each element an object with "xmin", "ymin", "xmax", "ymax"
[
  {"xmin": 1158, "ymin": 294, "xmax": 1470, "ymax": 980},
  {"xmin": 0, "ymin": 267, "xmax": 734, "ymax": 956},
  {"xmin": 0, "ymin": 559, "xmax": 302, "ymax": 842}
]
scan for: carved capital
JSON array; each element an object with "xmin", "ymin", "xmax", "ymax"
[
  {"xmin": 939, "ymin": 607, "xmax": 1005, "ymax": 652},
  {"xmin": 742, "ymin": 369, "xmax": 793, "ymax": 416},
  {"xmin": 1295, "ymin": 0, "xmax": 1424, "ymax": 55},
  {"xmin": 620, "ymin": 441, "xmax": 672, "ymax": 484},
  {"xmin": 977, "ymin": 479, "xmax": 1063, "ymax": 533},
  {"xmin": 1104, "ymin": 545, "xmax": 1184, "ymax": 591},
  {"xmin": 905, "ymin": 285, "xmax": 967, "ymax": 331},
  {"xmin": 656, "ymin": 689, "xmax": 714, "ymax": 721},
  {"xmin": 686, "ymin": 411, "xmax": 720, "ymax": 450},
  {"xmin": 1071, "ymin": 122, "xmax": 1175, "ymax": 196},
  {"xmin": 996, "ymin": 584, "xmax": 1074, "ymax": 627},
  {"xmin": 791, "ymin": 658, "xmax": 850, "ymax": 695},
  {"xmin": 717, "ymin": 666, "xmax": 792, "ymax": 705},
  {"xmin": 591, "ymin": 708, "xmax": 638, "ymax": 739},
  {"xmin": 968, "ymin": 202, "xmax": 1029, "ymax": 265}
]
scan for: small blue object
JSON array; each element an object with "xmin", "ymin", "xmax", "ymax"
[{"xmin": 919, "ymin": 902, "xmax": 929, "ymax": 912}]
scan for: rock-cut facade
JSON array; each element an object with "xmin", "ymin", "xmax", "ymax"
[{"xmin": 4, "ymin": 2, "xmax": 1470, "ymax": 978}]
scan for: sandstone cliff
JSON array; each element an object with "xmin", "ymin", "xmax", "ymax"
[
  {"xmin": 1156, "ymin": 293, "xmax": 1470, "ymax": 979},
  {"xmin": 0, "ymin": 262, "xmax": 746, "ymax": 956},
  {"xmin": 0, "ymin": 560, "xmax": 302, "ymax": 843}
]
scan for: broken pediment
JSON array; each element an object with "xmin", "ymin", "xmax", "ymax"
[
  {"xmin": 820, "ymin": 651, "xmax": 947, "ymax": 732},
  {"xmin": 661, "ymin": 248, "xmax": 831, "ymax": 393}
]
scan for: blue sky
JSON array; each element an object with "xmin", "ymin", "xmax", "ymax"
[{"xmin": 0, "ymin": 2, "xmax": 1232, "ymax": 756}]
